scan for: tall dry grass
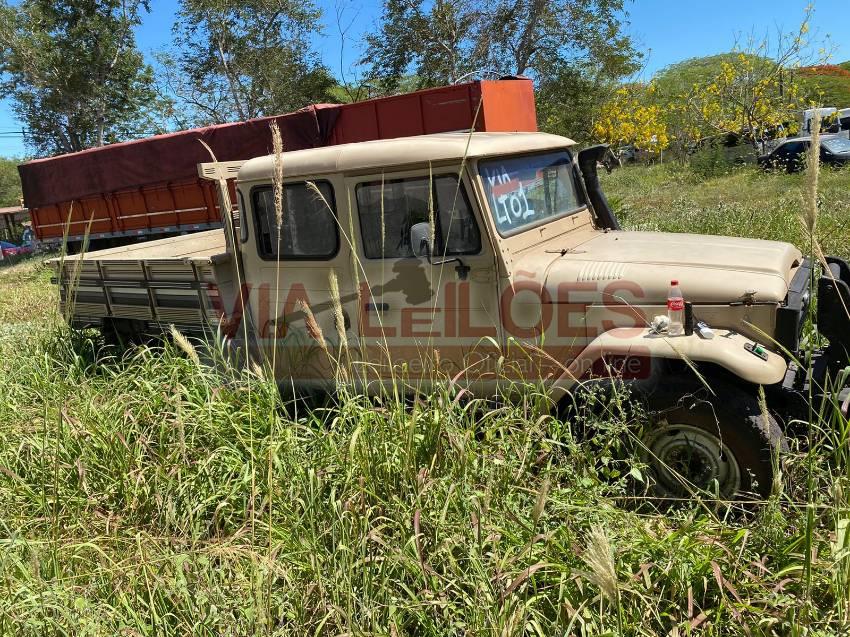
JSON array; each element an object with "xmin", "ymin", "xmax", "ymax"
[{"xmin": 4, "ymin": 115, "xmax": 850, "ymax": 634}]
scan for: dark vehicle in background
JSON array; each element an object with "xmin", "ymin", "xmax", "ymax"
[{"xmin": 758, "ymin": 136, "xmax": 850, "ymax": 172}]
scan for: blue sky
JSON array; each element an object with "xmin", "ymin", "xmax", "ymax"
[{"xmin": 0, "ymin": 0, "xmax": 847, "ymax": 157}]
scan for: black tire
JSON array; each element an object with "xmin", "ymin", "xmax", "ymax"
[{"xmin": 638, "ymin": 378, "xmax": 786, "ymax": 500}]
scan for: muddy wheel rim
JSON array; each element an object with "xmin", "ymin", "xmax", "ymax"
[{"xmin": 641, "ymin": 422, "xmax": 742, "ymax": 499}]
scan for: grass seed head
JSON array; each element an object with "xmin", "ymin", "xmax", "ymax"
[
  {"xmin": 532, "ymin": 477, "xmax": 550, "ymax": 526},
  {"xmin": 169, "ymin": 324, "xmax": 200, "ymax": 366},
  {"xmin": 270, "ymin": 121, "xmax": 285, "ymax": 231},
  {"xmin": 328, "ymin": 268, "xmax": 347, "ymax": 351},
  {"xmin": 580, "ymin": 524, "xmax": 619, "ymax": 603},
  {"xmin": 802, "ymin": 109, "xmax": 821, "ymax": 239},
  {"xmin": 295, "ymin": 299, "xmax": 328, "ymax": 355}
]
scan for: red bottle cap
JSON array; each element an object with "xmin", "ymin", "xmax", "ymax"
[{"xmin": 671, "ymin": 279, "xmax": 679, "ymax": 286}]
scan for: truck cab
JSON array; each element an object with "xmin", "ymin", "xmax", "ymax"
[
  {"xmin": 228, "ymin": 132, "xmax": 808, "ymax": 388},
  {"xmin": 53, "ymin": 130, "xmax": 850, "ymax": 501}
]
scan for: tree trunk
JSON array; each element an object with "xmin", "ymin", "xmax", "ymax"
[{"xmin": 513, "ymin": 0, "xmax": 547, "ymax": 75}]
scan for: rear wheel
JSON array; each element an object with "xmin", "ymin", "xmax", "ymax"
[{"xmin": 639, "ymin": 379, "xmax": 785, "ymax": 500}]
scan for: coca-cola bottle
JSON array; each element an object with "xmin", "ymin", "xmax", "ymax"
[{"xmin": 667, "ymin": 280, "xmax": 684, "ymax": 336}]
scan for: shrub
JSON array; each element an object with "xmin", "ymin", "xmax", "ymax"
[{"xmin": 688, "ymin": 143, "xmax": 737, "ymax": 179}]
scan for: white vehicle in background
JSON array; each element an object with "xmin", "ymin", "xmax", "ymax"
[
  {"xmin": 799, "ymin": 107, "xmax": 850, "ymax": 139},
  {"xmin": 800, "ymin": 107, "xmax": 839, "ymax": 136},
  {"xmin": 839, "ymin": 108, "xmax": 850, "ymax": 138},
  {"xmin": 763, "ymin": 107, "xmax": 850, "ymax": 154}
]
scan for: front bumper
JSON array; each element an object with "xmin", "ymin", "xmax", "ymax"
[
  {"xmin": 818, "ymin": 256, "xmax": 850, "ymax": 375},
  {"xmin": 777, "ymin": 255, "xmax": 850, "ymax": 370},
  {"xmin": 777, "ymin": 256, "xmax": 850, "ymax": 418}
]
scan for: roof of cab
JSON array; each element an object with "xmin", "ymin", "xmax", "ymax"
[{"xmin": 238, "ymin": 131, "xmax": 575, "ymax": 182}]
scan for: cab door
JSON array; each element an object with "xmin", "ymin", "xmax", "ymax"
[
  {"xmin": 236, "ymin": 177, "xmax": 355, "ymax": 388},
  {"xmin": 343, "ymin": 167, "xmax": 501, "ymax": 392}
]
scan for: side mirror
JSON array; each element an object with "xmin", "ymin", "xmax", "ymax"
[
  {"xmin": 410, "ymin": 222, "xmax": 432, "ymax": 258},
  {"xmin": 577, "ymin": 144, "xmax": 621, "ymax": 231},
  {"xmin": 409, "ymin": 220, "xmax": 471, "ymax": 280}
]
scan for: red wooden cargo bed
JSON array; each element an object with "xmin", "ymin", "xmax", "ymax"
[{"xmin": 20, "ymin": 79, "xmax": 537, "ymax": 245}]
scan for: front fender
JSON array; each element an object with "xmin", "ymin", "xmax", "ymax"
[{"xmin": 554, "ymin": 327, "xmax": 787, "ymax": 390}]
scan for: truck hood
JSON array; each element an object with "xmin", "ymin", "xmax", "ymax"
[{"xmin": 517, "ymin": 231, "xmax": 802, "ymax": 304}]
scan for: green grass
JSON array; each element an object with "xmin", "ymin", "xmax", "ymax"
[
  {"xmin": 0, "ymin": 256, "xmax": 57, "ymax": 337},
  {"xmin": 602, "ymin": 162, "xmax": 850, "ymax": 259},
  {"xmin": 1, "ymin": 166, "xmax": 849, "ymax": 634},
  {"xmin": 797, "ymin": 71, "xmax": 850, "ymax": 108}
]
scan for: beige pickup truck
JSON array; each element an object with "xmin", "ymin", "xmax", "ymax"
[{"xmin": 52, "ymin": 131, "xmax": 850, "ymax": 500}]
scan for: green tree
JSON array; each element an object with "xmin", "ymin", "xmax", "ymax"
[
  {"xmin": 363, "ymin": 0, "xmax": 425, "ymax": 94},
  {"xmin": 653, "ymin": 10, "xmax": 827, "ymax": 152},
  {"xmin": 0, "ymin": 158, "xmax": 22, "ymax": 208},
  {"xmin": 363, "ymin": 0, "xmax": 640, "ymax": 140},
  {"xmin": 164, "ymin": 0, "xmax": 335, "ymax": 126},
  {"xmin": 480, "ymin": 0, "xmax": 635, "ymax": 77},
  {"xmin": 0, "ymin": 0, "xmax": 159, "ymax": 156},
  {"xmin": 535, "ymin": 50, "xmax": 640, "ymax": 142},
  {"xmin": 363, "ymin": 0, "xmax": 482, "ymax": 93}
]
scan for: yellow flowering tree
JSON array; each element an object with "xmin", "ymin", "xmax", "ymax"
[
  {"xmin": 680, "ymin": 54, "xmax": 805, "ymax": 148},
  {"xmin": 593, "ymin": 83, "xmax": 669, "ymax": 151},
  {"xmin": 676, "ymin": 9, "xmax": 820, "ymax": 149}
]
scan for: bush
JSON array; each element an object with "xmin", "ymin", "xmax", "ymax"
[{"xmin": 688, "ymin": 143, "xmax": 737, "ymax": 179}]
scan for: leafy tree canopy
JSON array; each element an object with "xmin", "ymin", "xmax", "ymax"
[
  {"xmin": 652, "ymin": 53, "xmax": 768, "ymax": 102},
  {"xmin": 0, "ymin": 158, "xmax": 22, "ymax": 208},
  {"xmin": 593, "ymin": 83, "xmax": 668, "ymax": 149},
  {"xmin": 652, "ymin": 50, "xmax": 848, "ymax": 149},
  {"xmin": 363, "ymin": 0, "xmax": 641, "ymax": 141},
  {"xmin": 0, "ymin": 0, "xmax": 160, "ymax": 157},
  {"xmin": 163, "ymin": 0, "xmax": 336, "ymax": 126}
]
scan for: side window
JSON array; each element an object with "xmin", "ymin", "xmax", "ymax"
[
  {"xmin": 779, "ymin": 142, "xmax": 802, "ymax": 156},
  {"xmin": 433, "ymin": 177, "xmax": 481, "ymax": 256},
  {"xmin": 356, "ymin": 175, "xmax": 481, "ymax": 259},
  {"xmin": 252, "ymin": 181, "xmax": 338, "ymax": 260}
]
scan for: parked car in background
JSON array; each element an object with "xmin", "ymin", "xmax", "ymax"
[
  {"xmin": 757, "ymin": 135, "xmax": 850, "ymax": 172},
  {"xmin": 0, "ymin": 240, "xmax": 34, "ymax": 261},
  {"xmin": 616, "ymin": 144, "xmax": 636, "ymax": 163},
  {"xmin": 823, "ymin": 137, "xmax": 850, "ymax": 164}
]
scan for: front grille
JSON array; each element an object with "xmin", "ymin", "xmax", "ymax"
[
  {"xmin": 776, "ymin": 258, "xmax": 813, "ymax": 355},
  {"xmin": 818, "ymin": 256, "xmax": 850, "ymax": 367}
]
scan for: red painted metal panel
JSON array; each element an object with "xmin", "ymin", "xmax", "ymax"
[
  {"xmin": 141, "ymin": 184, "xmax": 180, "ymax": 228},
  {"xmin": 478, "ymin": 80, "xmax": 537, "ymax": 132},
  {"xmin": 328, "ymin": 101, "xmax": 380, "ymax": 145},
  {"xmin": 421, "ymin": 84, "xmax": 478, "ymax": 133},
  {"xmin": 376, "ymin": 95, "xmax": 425, "ymax": 138},
  {"xmin": 113, "ymin": 190, "xmax": 149, "ymax": 230},
  {"xmin": 77, "ymin": 197, "xmax": 113, "ymax": 235}
]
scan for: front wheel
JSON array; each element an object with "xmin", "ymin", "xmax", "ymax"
[{"xmin": 638, "ymin": 379, "xmax": 786, "ymax": 500}]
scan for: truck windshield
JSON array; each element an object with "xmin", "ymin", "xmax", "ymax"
[{"xmin": 479, "ymin": 151, "xmax": 582, "ymax": 236}]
